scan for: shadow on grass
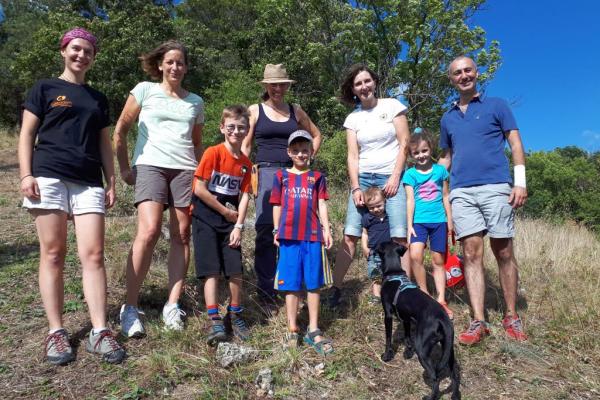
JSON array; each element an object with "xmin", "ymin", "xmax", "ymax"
[{"xmin": 0, "ymin": 241, "xmax": 39, "ymax": 269}]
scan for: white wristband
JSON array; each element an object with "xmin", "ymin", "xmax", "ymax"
[{"xmin": 514, "ymin": 165, "xmax": 526, "ymax": 188}]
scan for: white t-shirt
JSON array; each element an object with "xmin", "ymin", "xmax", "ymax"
[
  {"xmin": 343, "ymin": 98, "xmax": 407, "ymax": 174},
  {"xmin": 131, "ymin": 81, "xmax": 204, "ymax": 170}
]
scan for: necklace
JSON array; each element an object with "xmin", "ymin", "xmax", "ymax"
[{"xmin": 59, "ymin": 74, "xmax": 83, "ymax": 85}]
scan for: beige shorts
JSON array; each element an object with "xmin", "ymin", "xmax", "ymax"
[{"xmin": 22, "ymin": 177, "xmax": 105, "ymax": 215}]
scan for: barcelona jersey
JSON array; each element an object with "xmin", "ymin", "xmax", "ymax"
[{"xmin": 269, "ymin": 169, "xmax": 329, "ymax": 242}]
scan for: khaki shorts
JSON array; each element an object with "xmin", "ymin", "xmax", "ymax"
[
  {"xmin": 134, "ymin": 165, "xmax": 193, "ymax": 208},
  {"xmin": 22, "ymin": 177, "xmax": 105, "ymax": 215},
  {"xmin": 450, "ymin": 183, "xmax": 514, "ymax": 239}
]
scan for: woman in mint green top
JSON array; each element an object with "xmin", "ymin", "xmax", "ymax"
[{"xmin": 114, "ymin": 40, "xmax": 204, "ymax": 337}]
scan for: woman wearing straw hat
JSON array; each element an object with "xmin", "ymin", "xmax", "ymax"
[
  {"xmin": 242, "ymin": 63, "xmax": 322, "ymax": 305},
  {"xmin": 18, "ymin": 27, "xmax": 125, "ymax": 365}
]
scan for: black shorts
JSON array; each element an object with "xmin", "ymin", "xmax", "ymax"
[{"xmin": 192, "ymin": 216, "xmax": 242, "ymax": 279}]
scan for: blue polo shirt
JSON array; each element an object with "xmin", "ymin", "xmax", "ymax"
[{"xmin": 440, "ymin": 95, "xmax": 518, "ymax": 190}]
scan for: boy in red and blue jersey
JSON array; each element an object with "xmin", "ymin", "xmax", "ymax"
[{"xmin": 269, "ymin": 130, "xmax": 334, "ymax": 355}]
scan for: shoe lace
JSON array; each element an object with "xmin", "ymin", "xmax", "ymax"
[
  {"xmin": 45, "ymin": 331, "xmax": 69, "ymax": 353},
  {"xmin": 466, "ymin": 320, "xmax": 483, "ymax": 335},
  {"xmin": 508, "ymin": 317, "xmax": 524, "ymax": 332},
  {"xmin": 232, "ymin": 315, "xmax": 248, "ymax": 330},
  {"xmin": 95, "ymin": 330, "xmax": 121, "ymax": 352},
  {"xmin": 166, "ymin": 307, "xmax": 186, "ymax": 323}
]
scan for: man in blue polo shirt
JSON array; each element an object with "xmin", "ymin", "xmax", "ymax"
[{"xmin": 439, "ymin": 56, "xmax": 528, "ymax": 345}]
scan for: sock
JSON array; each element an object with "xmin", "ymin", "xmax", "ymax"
[
  {"xmin": 227, "ymin": 304, "xmax": 243, "ymax": 314},
  {"xmin": 164, "ymin": 302, "xmax": 178, "ymax": 311},
  {"xmin": 207, "ymin": 305, "xmax": 221, "ymax": 320},
  {"xmin": 48, "ymin": 327, "xmax": 64, "ymax": 334},
  {"xmin": 92, "ymin": 327, "xmax": 108, "ymax": 335}
]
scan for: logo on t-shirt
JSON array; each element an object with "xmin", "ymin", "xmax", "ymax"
[
  {"xmin": 208, "ymin": 171, "xmax": 242, "ymax": 196},
  {"xmin": 379, "ymin": 112, "xmax": 388, "ymax": 121},
  {"xmin": 284, "ymin": 186, "xmax": 313, "ymax": 199},
  {"xmin": 418, "ymin": 180, "xmax": 439, "ymax": 201},
  {"xmin": 51, "ymin": 95, "xmax": 73, "ymax": 108}
]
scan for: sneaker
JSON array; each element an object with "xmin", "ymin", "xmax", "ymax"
[
  {"xmin": 439, "ymin": 301, "xmax": 454, "ymax": 320},
  {"xmin": 120, "ymin": 304, "xmax": 145, "ymax": 338},
  {"xmin": 224, "ymin": 312, "xmax": 250, "ymax": 341},
  {"xmin": 207, "ymin": 319, "xmax": 227, "ymax": 346},
  {"xmin": 458, "ymin": 319, "xmax": 490, "ymax": 345},
  {"xmin": 162, "ymin": 303, "xmax": 186, "ymax": 331},
  {"xmin": 44, "ymin": 329, "xmax": 74, "ymax": 365},
  {"xmin": 86, "ymin": 329, "xmax": 126, "ymax": 364},
  {"xmin": 502, "ymin": 314, "xmax": 528, "ymax": 341},
  {"xmin": 327, "ymin": 286, "xmax": 341, "ymax": 308}
]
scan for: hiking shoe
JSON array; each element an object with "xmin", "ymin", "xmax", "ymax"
[
  {"xmin": 120, "ymin": 304, "xmax": 145, "ymax": 338},
  {"xmin": 439, "ymin": 301, "xmax": 454, "ymax": 320},
  {"xmin": 86, "ymin": 329, "xmax": 126, "ymax": 364},
  {"xmin": 207, "ymin": 319, "xmax": 227, "ymax": 346},
  {"xmin": 458, "ymin": 320, "xmax": 490, "ymax": 345},
  {"xmin": 327, "ymin": 286, "xmax": 341, "ymax": 308},
  {"xmin": 44, "ymin": 329, "xmax": 74, "ymax": 365},
  {"xmin": 162, "ymin": 303, "xmax": 186, "ymax": 331},
  {"xmin": 224, "ymin": 312, "xmax": 250, "ymax": 341},
  {"xmin": 502, "ymin": 314, "xmax": 528, "ymax": 341}
]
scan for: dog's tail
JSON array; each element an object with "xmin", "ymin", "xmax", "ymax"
[{"xmin": 438, "ymin": 318, "xmax": 454, "ymax": 376}]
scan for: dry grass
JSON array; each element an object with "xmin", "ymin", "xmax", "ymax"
[{"xmin": 1, "ymin": 129, "xmax": 599, "ymax": 399}]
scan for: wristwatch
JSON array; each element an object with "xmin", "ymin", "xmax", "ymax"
[
  {"xmin": 234, "ymin": 223, "xmax": 244, "ymax": 231},
  {"xmin": 272, "ymin": 227, "xmax": 279, "ymax": 235}
]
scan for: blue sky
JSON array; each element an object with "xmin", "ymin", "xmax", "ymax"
[{"xmin": 471, "ymin": 0, "xmax": 600, "ymax": 152}]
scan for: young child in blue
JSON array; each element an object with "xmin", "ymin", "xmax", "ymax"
[
  {"xmin": 269, "ymin": 130, "xmax": 334, "ymax": 355},
  {"xmin": 360, "ymin": 187, "xmax": 391, "ymax": 303},
  {"xmin": 402, "ymin": 130, "xmax": 454, "ymax": 319}
]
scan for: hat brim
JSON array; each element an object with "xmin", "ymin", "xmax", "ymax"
[{"xmin": 260, "ymin": 79, "xmax": 296, "ymax": 84}]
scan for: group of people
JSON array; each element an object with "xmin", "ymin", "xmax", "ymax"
[{"xmin": 18, "ymin": 28, "xmax": 528, "ymax": 367}]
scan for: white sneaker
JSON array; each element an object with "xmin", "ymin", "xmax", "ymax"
[
  {"xmin": 120, "ymin": 304, "xmax": 145, "ymax": 338},
  {"xmin": 162, "ymin": 303, "xmax": 186, "ymax": 331}
]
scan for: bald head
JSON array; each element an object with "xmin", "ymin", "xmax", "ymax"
[
  {"xmin": 448, "ymin": 56, "xmax": 477, "ymax": 75},
  {"xmin": 448, "ymin": 56, "xmax": 479, "ymax": 96}
]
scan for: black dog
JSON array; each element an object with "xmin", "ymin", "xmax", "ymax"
[{"xmin": 378, "ymin": 241, "xmax": 460, "ymax": 400}]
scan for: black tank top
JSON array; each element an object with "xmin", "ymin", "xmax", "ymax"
[{"xmin": 254, "ymin": 103, "xmax": 299, "ymax": 163}]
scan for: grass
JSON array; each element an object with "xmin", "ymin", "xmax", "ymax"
[{"xmin": 1, "ymin": 129, "xmax": 600, "ymax": 399}]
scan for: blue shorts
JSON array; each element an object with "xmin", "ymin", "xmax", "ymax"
[
  {"xmin": 274, "ymin": 240, "xmax": 332, "ymax": 291},
  {"xmin": 344, "ymin": 172, "xmax": 407, "ymax": 238},
  {"xmin": 367, "ymin": 251, "xmax": 382, "ymax": 280},
  {"xmin": 410, "ymin": 223, "xmax": 447, "ymax": 253}
]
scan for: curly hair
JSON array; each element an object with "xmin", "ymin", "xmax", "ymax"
[
  {"xmin": 139, "ymin": 40, "xmax": 189, "ymax": 80},
  {"xmin": 339, "ymin": 63, "xmax": 379, "ymax": 106}
]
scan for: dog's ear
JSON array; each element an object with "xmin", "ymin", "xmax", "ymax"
[
  {"xmin": 375, "ymin": 242, "xmax": 386, "ymax": 257},
  {"xmin": 395, "ymin": 244, "xmax": 407, "ymax": 257}
]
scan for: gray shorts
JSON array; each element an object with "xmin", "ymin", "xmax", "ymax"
[
  {"xmin": 450, "ymin": 183, "xmax": 514, "ymax": 240},
  {"xmin": 134, "ymin": 165, "xmax": 193, "ymax": 208}
]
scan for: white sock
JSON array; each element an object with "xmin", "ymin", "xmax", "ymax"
[
  {"xmin": 164, "ymin": 302, "xmax": 178, "ymax": 311},
  {"xmin": 48, "ymin": 327, "xmax": 64, "ymax": 334},
  {"xmin": 92, "ymin": 327, "xmax": 108, "ymax": 335}
]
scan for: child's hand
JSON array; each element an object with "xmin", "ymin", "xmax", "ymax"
[
  {"xmin": 229, "ymin": 227, "xmax": 242, "ymax": 248},
  {"xmin": 447, "ymin": 220, "xmax": 454, "ymax": 235},
  {"xmin": 224, "ymin": 209, "xmax": 239, "ymax": 223},
  {"xmin": 273, "ymin": 233, "xmax": 280, "ymax": 247},
  {"xmin": 323, "ymin": 230, "xmax": 333, "ymax": 250},
  {"xmin": 408, "ymin": 227, "xmax": 416, "ymax": 244}
]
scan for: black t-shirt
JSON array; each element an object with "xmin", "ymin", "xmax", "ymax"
[
  {"xmin": 23, "ymin": 78, "xmax": 110, "ymax": 187},
  {"xmin": 361, "ymin": 213, "xmax": 391, "ymax": 250}
]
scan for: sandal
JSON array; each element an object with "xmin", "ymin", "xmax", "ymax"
[
  {"xmin": 283, "ymin": 331, "xmax": 299, "ymax": 349},
  {"xmin": 303, "ymin": 329, "xmax": 334, "ymax": 355}
]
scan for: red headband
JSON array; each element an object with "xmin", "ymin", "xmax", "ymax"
[{"xmin": 60, "ymin": 28, "xmax": 98, "ymax": 54}]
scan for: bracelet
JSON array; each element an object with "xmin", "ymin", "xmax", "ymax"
[
  {"xmin": 20, "ymin": 174, "xmax": 33, "ymax": 182},
  {"xmin": 513, "ymin": 165, "xmax": 526, "ymax": 188},
  {"xmin": 351, "ymin": 187, "xmax": 361, "ymax": 194},
  {"xmin": 272, "ymin": 227, "xmax": 279, "ymax": 235},
  {"xmin": 234, "ymin": 223, "xmax": 244, "ymax": 231}
]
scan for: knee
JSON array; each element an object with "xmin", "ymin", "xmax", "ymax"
[
  {"xmin": 171, "ymin": 227, "xmax": 190, "ymax": 246},
  {"xmin": 495, "ymin": 248, "xmax": 515, "ymax": 267},
  {"xmin": 79, "ymin": 247, "xmax": 104, "ymax": 267},
  {"xmin": 137, "ymin": 225, "xmax": 161, "ymax": 245},
  {"xmin": 41, "ymin": 246, "xmax": 67, "ymax": 267},
  {"xmin": 462, "ymin": 248, "xmax": 482, "ymax": 267}
]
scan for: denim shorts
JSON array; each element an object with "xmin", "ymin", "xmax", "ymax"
[
  {"xmin": 344, "ymin": 172, "xmax": 407, "ymax": 238},
  {"xmin": 450, "ymin": 183, "xmax": 514, "ymax": 239},
  {"xmin": 366, "ymin": 251, "xmax": 382, "ymax": 280}
]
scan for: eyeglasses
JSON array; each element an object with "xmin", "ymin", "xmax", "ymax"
[{"xmin": 225, "ymin": 124, "xmax": 248, "ymax": 134}]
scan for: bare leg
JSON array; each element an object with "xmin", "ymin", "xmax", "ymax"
[
  {"xmin": 430, "ymin": 250, "xmax": 447, "ymax": 302},
  {"xmin": 372, "ymin": 282, "xmax": 381, "ymax": 297},
  {"xmin": 408, "ymin": 242, "xmax": 428, "ymax": 293},
  {"xmin": 73, "ymin": 213, "xmax": 107, "ymax": 329},
  {"xmin": 166, "ymin": 206, "xmax": 191, "ymax": 305},
  {"xmin": 125, "ymin": 201, "xmax": 163, "ymax": 306},
  {"xmin": 34, "ymin": 210, "xmax": 68, "ymax": 331},
  {"xmin": 332, "ymin": 235, "xmax": 359, "ymax": 287},
  {"xmin": 307, "ymin": 290, "xmax": 321, "ymax": 332},
  {"xmin": 229, "ymin": 275, "xmax": 243, "ymax": 306},
  {"xmin": 392, "ymin": 237, "xmax": 411, "ymax": 274},
  {"xmin": 490, "ymin": 238, "xmax": 519, "ymax": 316},
  {"xmin": 285, "ymin": 292, "xmax": 300, "ymax": 332},
  {"xmin": 461, "ymin": 233, "xmax": 486, "ymax": 321},
  {"xmin": 204, "ymin": 276, "xmax": 219, "ymax": 306}
]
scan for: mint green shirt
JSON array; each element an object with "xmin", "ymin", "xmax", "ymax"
[{"xmin": 131, "ymin": 82, "xmax": 204, "ymax": 170}]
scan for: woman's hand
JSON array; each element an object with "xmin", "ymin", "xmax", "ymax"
[
  {"xmin": 383, "ymin": 174, "xmax": 400, "ymax": 198},
  {"xmin": 120, "ymin": 168, "xmax": 136, "ymax": 185},
  {"xmin": 352, "ymin": 188, "xmax": 364, "ymax": 207},
  {"xmin": 105, "ymin": 184, "xmax": 116, "ymax": 208},
  {"xmin": 20, "ymin": 175, "xmax": 40, "ymax": 200}
]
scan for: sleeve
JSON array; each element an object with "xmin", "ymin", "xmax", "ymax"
[
  {"xmin": 269, "ymin": 171, "xmax": 283, "ymax": 205},
  {"xmin": 195, "ymin": 97, "xmax": 205, "ymax": 125},
  {"xmin": 130, "ymin": 82, "xmax": 150, "ymax": 106},
  {"xmin": 401, "ymin": 168, "xmax": 415, "ymax": 187},
  {"xmin": 343, "ymin": 111, "xmax": 356, "ymax": 131},
  {"xmin": 389, "ymin": 98, "xmax": 407, "ymax": 118},
  {"xmin": 99, "ymin": 93, "xmax": 110, "ymax": 128},
  {"xmin": 495, "ymin": 98, "xmax": 518, "ymax": 132},
  {"xmin": 22, "ymin": 81, "xmax": 45, "ymax": 118},
  {"xmin": 439, "ymin": 165, "xmax": 449, "ymax": 181},
  {"xmin": 240, "ymin": 160, "xmax": 252, "ymax": 194},
  {"xmin": 195, "ymin": 146, "xmax": 216, "ymax": 181},
  {"xmin": 439, "ymin": 114, "xmax": 451, "ymax": 150},
  {"xmin": 361, "ymin": 213, "xmax": 370, "ymax": 229},
  {"xmin": 317, "ymin": 173, "xmax": 329, "ymax": 200}
]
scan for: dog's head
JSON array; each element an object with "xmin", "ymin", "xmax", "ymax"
[{"xmin": 376, "ymin": 241, "xmax": 407, "ymax": 277}]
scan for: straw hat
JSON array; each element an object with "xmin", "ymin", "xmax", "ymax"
[{"xmin": 260, "ymin": 64, "xmax": 296, "ymax": 84}]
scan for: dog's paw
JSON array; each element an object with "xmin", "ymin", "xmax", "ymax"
[
  {"xmin": 381, "ymin": 350, "xmax": 395, "ymax": 362},
  {"xmin": 403, "ymin": 347, "xmax": 415, "ymax": 359}
]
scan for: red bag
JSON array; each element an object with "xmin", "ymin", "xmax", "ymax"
[{"xmin": 445, "ymin": 232, "xmax": 464, "ymax": 288}]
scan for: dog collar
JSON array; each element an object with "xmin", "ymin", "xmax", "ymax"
[{"xmin": 384, "ymin": 274, "xmax": 418, "ymax": 305}]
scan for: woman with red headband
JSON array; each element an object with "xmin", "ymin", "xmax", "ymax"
[{"xmin": 18, "ymin": 27, "xmax": 125, "ymax": 365}]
